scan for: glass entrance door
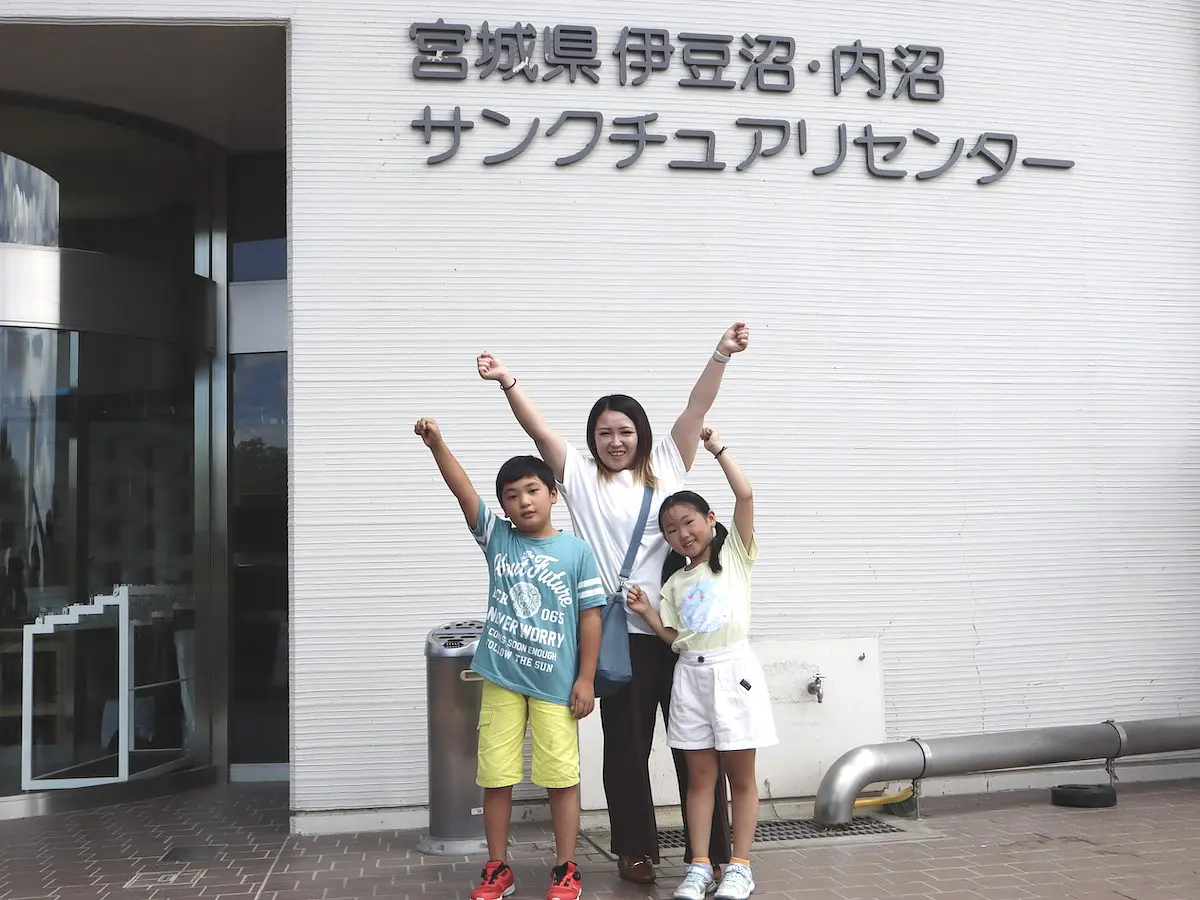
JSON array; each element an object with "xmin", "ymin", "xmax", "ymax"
[
  {"xmin": 1, "ymin": 326, "xmax": 200, "ymax": 792},
  {"xmin": 2, "ymin": 99, "xmax": 219, "ymax": 802}
]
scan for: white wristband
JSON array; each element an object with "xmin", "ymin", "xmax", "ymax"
[{"xmin": 712, "ymin": 349, "xmax": 731, "ymax": 364}]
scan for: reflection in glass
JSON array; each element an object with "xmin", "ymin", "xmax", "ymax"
[
  {"xmin": 229, "ymin": 150, "xmax": 285, "ymax": 284},
  {"xmin": 0, "ymin": 326, "xmax": 196, "ymax": 792},
  {"xmin": 129, "ymin": 610, "xmax": 188, "ymax": 774},
  {"xmin": 231, "ymin": 238, "xmax": 286, "ymax": 283},
  {"xmin": 0, "ymin": 103, "xmax": 199, "ymax": 273},
  {"xmin": 0, "ymin": 152, "xmax": 59, "ymax": 247},
  {"xmin": 28, "ymin": 605, "xmax": 121, "ymax": 782},
  {"xmin": 230, "ymin": 352, "xmax": 288, "ymax": 763}
]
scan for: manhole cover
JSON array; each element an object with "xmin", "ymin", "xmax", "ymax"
[
  {"xmin": 162, "ymin": 845, "xmax": 225, "ymax": 862},
  {"xmin": 125, "ymin": 871, "xmax": 205, "ymax": 889},
  {"xmin": 656, "ymin": 816, "xmax": 904, "ymax": 850}
]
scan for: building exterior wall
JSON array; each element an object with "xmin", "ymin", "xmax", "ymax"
[{"xmin": 7, "ymin": 0, "xmax": 1200, "ymax": 823}]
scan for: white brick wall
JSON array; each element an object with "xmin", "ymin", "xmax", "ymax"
[{"xmin": 7, "ymin": 0, "xmax": 1200, "ymax": 816}]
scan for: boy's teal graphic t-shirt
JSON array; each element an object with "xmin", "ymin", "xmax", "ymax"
[{"xmin": 470, "ymin": 499, "xmax": 606, "ymax": 706}]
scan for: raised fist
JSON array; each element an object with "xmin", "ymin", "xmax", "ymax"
[
  {"xmin": 414, "ymin": 417, "xmax": 442, "ymax": 447},
  {"xmin": 717, "ymin": 322, "xmax": 750, "ymax": 357},
  {"xmin": 701, "ymin": 426, "xmax": 723, "ymax": 455},
  {"xmin": 477, "ymin": 352, "xmax": 511, "ymax": 384}
]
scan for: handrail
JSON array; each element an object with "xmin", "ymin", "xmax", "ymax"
[{"xmin": 814, "ymin": 715, "xmax": 1200, "ymax": 825}]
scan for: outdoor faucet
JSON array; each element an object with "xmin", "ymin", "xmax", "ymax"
[{"xmin": 807, "ymin": 674, "xmax": 824, "ymax": 703}]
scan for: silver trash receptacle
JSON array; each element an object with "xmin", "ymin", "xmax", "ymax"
[{"xmin": 418, "ymin": 620, "xmax": 489, "ymax": 856}]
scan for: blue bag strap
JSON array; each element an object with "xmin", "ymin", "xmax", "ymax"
[{"xmin": 618, "ymin": 486, "xmax": 654, "ymax": 587}]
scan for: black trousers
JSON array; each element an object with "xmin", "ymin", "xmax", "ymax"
[{"xmin": 601, "ymin": 634, "xmax": 733, "ymax": 865}]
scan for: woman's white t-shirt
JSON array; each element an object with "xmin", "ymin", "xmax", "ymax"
[{"xmin": 559, "ymin": 437, "xmax": 687, "ymax": 635}]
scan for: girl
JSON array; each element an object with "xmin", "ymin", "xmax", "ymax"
[
  {"xmin": 627, "ymin": 426, "xmax": 776, "ymax": 900},
  {"xmin": 477, "ymin": 324, "xmax": 749, "ymax": 883}
]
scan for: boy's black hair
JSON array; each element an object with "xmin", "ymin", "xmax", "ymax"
[
  {"xmin": 658, "ymin": 491, "xmax": 728, "ymax": 583},
  {"xmin": 495, "ymin": 455, "xmax": 557, "ymax": 503}
]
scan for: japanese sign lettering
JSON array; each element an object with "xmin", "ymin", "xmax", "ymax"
[
  {"xmin": 408, "ymin": 19, "xmax": 1075, "ymax": 183},
  {"xmin": 543, "ymin": 25, "xmax": 603, "ymax": 83},
  {"xmin": 741, "ymin": 35, "xmax": 796, "ymax": 92},
  {"xmin": 613, "ymin": 27, "xmax": 673, "ymax": 86},
  {"xmin": 477, "ymin": 22, "xmax": 538, "ymax": 81}
]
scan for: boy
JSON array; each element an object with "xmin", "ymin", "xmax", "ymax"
[{"xmin": 415, "ymin": 417, "xmax": 605, "ymax": 900}]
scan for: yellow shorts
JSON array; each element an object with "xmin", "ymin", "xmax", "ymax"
[{"xmin": 477, "ymin": 679, "xmax": 580, "ymax": 790}]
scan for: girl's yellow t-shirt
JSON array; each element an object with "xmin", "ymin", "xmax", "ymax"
[{"xmin": 659, "ymin": 524, "xmax": 758, "ymax": 653}]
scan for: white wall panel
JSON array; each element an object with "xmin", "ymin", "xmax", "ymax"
[
  {"xmin": 9, "ymin": 0, "xmax": 1200, "ymax": 817},
  {"xmin": 579, "ymin": 638, "xmax": 887, "ymax": 810}
]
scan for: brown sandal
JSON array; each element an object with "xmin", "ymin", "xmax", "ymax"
[{"xmin": 617, "ymin": 856, "xmax": 656, "ymax": 884}]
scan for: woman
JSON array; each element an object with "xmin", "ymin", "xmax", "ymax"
[{"xmin": 476, "ymin": 323, "xmax": 750, "ymax": 883}]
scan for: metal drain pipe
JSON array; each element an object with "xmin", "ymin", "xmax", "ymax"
[{"xmin": 814, "ymin": 715, "xmax": 1200, "ymax": 826}]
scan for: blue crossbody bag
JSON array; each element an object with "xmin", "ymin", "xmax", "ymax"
[{"xmin": 593, "ymin": 485, "xmax": 653, "ymax": 698}]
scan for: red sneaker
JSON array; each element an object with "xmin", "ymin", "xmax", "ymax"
[
  {"xmin": 471, "ymin": 861, "xmax": 515, "ymax": 900},
  {"xmin": 546, "ymin": 861, "xmax": 583, "ymax": 900}
]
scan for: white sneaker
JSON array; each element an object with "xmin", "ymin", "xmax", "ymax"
[
  {"xmin": 673, "ymin": 864, "xmax": 716, "ymax": 900},
  {"xmin": 714, "ymin": 863, "xmax": 755, "ymax": 900}
]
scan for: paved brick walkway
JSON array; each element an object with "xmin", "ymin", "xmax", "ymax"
[{"xmin": 0, "ymin": 780, "xmax": 1197, "ymax": 900}]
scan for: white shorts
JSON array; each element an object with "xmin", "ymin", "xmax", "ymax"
[{"xmin": 667, "ymin": 641, "xmax": 778, "ymax": 752}]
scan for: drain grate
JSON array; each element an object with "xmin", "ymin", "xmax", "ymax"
[
  {"xmin": 162, "ymin": 845, "xmax": 225, "ymax": 862},
  {"xmin": 657, "ymin": 816, "xmax": 903, "ymax": 850},
  {"xmin": 126, "ymin": 871, "xmax": 205, "ymax": 889}
]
